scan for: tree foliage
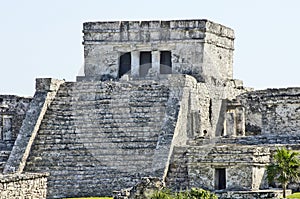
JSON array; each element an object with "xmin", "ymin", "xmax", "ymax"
[{"xmin": 267, "ymin": 147, "xmax": 300, "ymax": 198}]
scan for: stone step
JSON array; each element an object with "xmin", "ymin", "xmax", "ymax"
[
  {"xmin": 38, "ymin": 127, "xmax": 162, "ymax": 134},
  {"xmin": 56, "ymin": 87, "xmax": 169, "ymax": 94},
  {"xmin": 26, "ymin": 163, "xmax": 154, "ymax": 173},
  {"xmin": 53, "ymin": 94, "xmax": 169, "ymax": 101},
  {"xmin": 46, "ymin": 105, "xmax": 167, "ymax": 112},
  {"xmin": 38, "ymin": 129, "xmax": 160, "ymax": 135},
  {"xmin": 26, "ymin": 155, "xmax": 154, "ymax": 165},
  {"xmin": 42, "ymin": 112, "xmax": 166, "ymax": 119},
  {"xmin": 50, "ymin": 102, "xmax": 167, "ymax": 109},
  {"xmin": 30, "ymin": 144, "xmax": 156, "ymax": 155},
  {"xmin": 46, "ymin": 175, "xmax": 141, "ymax": 184},
  {"xmin": 33, "ymin": 136, "xmax": 159, "ymax": 145},
  {"xmin": 48, "ymin": 102, "xmax": 168, "ymax": 110},
  {"xmin": 58, "ymin": 87, "xmax": 170, "ymax": 93},
  {"xmin": 36, "ymin": 132, "xmax": 160, "ymax": 140},
  {"xmin": 39, "ymin": 122, "xmax": 163, "ymax": 130},
  {"xmin": 64, "ymin": 84, "xmax": 169, "ymax": 91},
  {"xmin": 31, "ymin": 140, "xmax": 158, "ymax": 150},
  {"xmin": 60, "ymin": 119, "xmax": 160, "ymax": 125},
  {"xmin": 38, "ymin": 127, "xmax": 160, "ymax": 134}
]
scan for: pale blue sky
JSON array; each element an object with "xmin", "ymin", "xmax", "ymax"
[{"xmin": 0, "ymin": 0, "xmax": 299, "ymax": 96}]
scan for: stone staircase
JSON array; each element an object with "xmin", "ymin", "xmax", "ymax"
[
  {"xmin": 165, "ymin": 146, "xmax": 189, "ymax": 191},
  {"xmin": 0, "ymin": 151, "xmax": 10, "ymax": 172},
  {"xmin": 24, "ymin": 80, "xmax": 177, "ymax": 198}
]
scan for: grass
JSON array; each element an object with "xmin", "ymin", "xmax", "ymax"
[{"xmin": 287, "ymin": 192, "xmax": 300, "ymax": 198}]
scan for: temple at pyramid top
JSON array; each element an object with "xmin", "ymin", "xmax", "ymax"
[{"xmin": 78, "ymin": 19, "xmax": 235, "ymax": 82}]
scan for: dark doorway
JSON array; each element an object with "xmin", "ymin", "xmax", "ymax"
[
  {"xmin": 119, "ymin": 52, "xmax": 131, "ymax": 78},
  {"xmin": 140, "ymin": 52, "xmax": 152, "ymax": 77},
  {"xmin": 160, "ymin": 51, "xmax": 172, "ymax": 74},
  {"xmin": 215, "ymin": 168, "xmax": 226, "ymax": 190}
]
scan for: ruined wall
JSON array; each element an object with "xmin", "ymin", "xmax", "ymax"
[
  {"xmin": 81, "ymin": 19, "xmax": 234, "ymax": 82},
  {"xmin": 239, "ymin": 88, "xmax": 300, "ymax": 135},
  {"xmin": 0, "ymin": 172, "xmax": 48, "ymax": 199},
  {"xmin": 0, "ymin": 95, "xmax": 31, "ymax": 149},
  {"xmin": 0, "ymin": 95, "xmax": 31, "ymax": 172}
]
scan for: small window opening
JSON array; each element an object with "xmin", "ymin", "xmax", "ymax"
[
  {"xmin": 215, "ymin": 168, "xmax": 226, "ymax": 190},
  {"xmin": 160, "ymin": 51, "xmax": 172, "ymax": 74},
  {"xmin": 118, "ymin": 52, "xmax": 131, "ymax": 78},
  {"xmin": 221, "ymin": 128, "xmax": 225, "ymax": 136},
  {"xmin": 209, "ymin": 99, "xmax": 213, "ymax": 124},
  {"xmin": 140, "ymin": 52, "xmax": 152, "ymax": 77}
]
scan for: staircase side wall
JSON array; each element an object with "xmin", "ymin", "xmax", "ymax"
[{"xmin": 3, "ymin": 78, "xmax": 64, "ymax": 173}]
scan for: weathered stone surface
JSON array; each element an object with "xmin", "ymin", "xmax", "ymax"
[{"xmin": 0, "ymin": 172, "xmax": 48, "ymax": 199}]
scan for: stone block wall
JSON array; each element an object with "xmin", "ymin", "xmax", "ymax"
[{"xmin": 0, "ymin": 172, "xmax": 48, "ymax": 199}]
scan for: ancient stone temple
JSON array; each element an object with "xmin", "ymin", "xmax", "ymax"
[{"xmin": 1, "ymin": 19, "xmax": 299, "ymax": 199}]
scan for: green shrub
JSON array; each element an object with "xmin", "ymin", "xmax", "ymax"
[
  {"xmin": 187, "ymin": 188, "xmax": 217, "ymax": 199},
  {"xmin": 151, "ymin": 188, "xmax": 217, "ymax": 199},
  {"xmin": 151, "ymin": 189, "xmax": 173, "ymax": 199}
]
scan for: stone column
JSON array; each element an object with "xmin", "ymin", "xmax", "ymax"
[
  {"xmin": 236, "ymin": 107, "xmax": 245, "ymax": 136},
  {"xmin": 131, "ymin": 51, "xmax": 140, "ymax": 77},
  {"xmin": 226, "ymin": 111, "xmax": 236, "ymax": 137},
  {"xmin": 151, "ymin": 51, "xmax": 160, "ymax": 74}
]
